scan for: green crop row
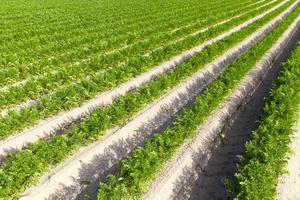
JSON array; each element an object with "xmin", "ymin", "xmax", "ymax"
[
  {"xmin": 0, "ymin": 3, "xmax": 295, "ymax": 199},
  {"xmin": 0, "ymin": 0, "xmax": 269, "ymax": 107},
  {"xmin": 0, "ymin": 0, "xmax": 260, "ymax": 85},
  {"xmin": 0, "ymin": 0, "xmax": 215, "ymax": 36},
  {"xmin": 96, "ymin": 6, "xmax": 300, "ymax": 200},
  {"xmin": 0, "ymin": 0, "xmax": 240, "ymax": 68},
  {"xmin": 228, "ymin": 39, "xmax": 300, "ymax": 199},
  {"xmin": 0, "ymin": 0, "xmax": 287, "ymax": 140},
  {"xmin": 0, "ymin": 0, "xmax": 203, "ymax": 36}
]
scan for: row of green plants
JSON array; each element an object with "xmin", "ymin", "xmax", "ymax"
[
  {"xmin": 0, "ymin": 0, "xmax": 258, "ymax": 85},
  {"xmin": 0, "ymin": 0, "xmax": 269, "ymax": 108},
  {"xmin": 0, "ymin": 0, "xmax": 236, "ymax": 66},
  {"xmin": 96, "ymin": 6, "xmax": 300, "ymax": 199},
  {"xmin": 228, "ymin": 40, "xmax": 300, "ymax": 199},
  {"xmin": 0, "ymin": 0, "xmax": 256, "ymax": 74},
  {"xmin": 0, "ymin": 0, "xmax": 287, "ymax": 140},
  {"xmin": 0, "ymin": 0, "xmax": 253, "ymax": 91},
  {"xmin": 0, "ymin": 3, "xmax": 297, "ymax": 198},
  {"xmin": 0, "ymin": 0, "xmax": 203, "ymax": 38},
  {"xmin": 0, "ymin": 0, "xmax": 214, "ymax": 38}
]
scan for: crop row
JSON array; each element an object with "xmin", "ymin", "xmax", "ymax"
[
  {"xmin": 0, "ymin": 0, "xmax": 202, "ymax": 33},
  {"xmin": 1, "ymin": 0, "xmax": 292, "ymax": 167},
  {"xmin": 22, "ymin": 1, "xmax": 300, "ymax": 196},
  {"xmin": 0, "ymin": 0, "xmax": 274, "ymax": 106},
  {"xmin": 229, "ymin": 40, "xmax": 300, "ymax": 199},
  {"xmin": 0, "ymin": 2, "xmax": 296, "ymax": 198},
  {"xmin": 0, "ymin": 0, "xmax": 256, "ymax": 89},
  {"xmin": 0, "ymin": 0, "xmax": 241, "ymax": 62},
  {"xmin": 0, "ymin": 0, "xmax": 262, "ymax": 84},
  {"xmin": 96, "ymin": 6, "xmax": 300, "ymax": 199},
  {"xmin": 0, "ymin": 0, "xmax": 218, "ymax": 33},
  {"xmin": 0, "ymin": 0, "xmax": 289, "ymax": 140},
  {"xmin": 0, "ymin": 0, "xmax": 257, "ymax": 88}
]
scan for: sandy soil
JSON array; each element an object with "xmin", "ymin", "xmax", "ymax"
[{"xmin": 276, "ymin": 108, "xmax": 300, "ymax": 200}]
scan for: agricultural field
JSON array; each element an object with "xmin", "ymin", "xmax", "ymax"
[{"xmin": 0, "ymin": 0, "xmax": 300, "ymax": 199}]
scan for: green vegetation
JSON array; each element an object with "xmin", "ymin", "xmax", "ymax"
[
  {"xmin": 0, "ymin": 0, "xmax": 262, "ymax": 85},
  {"xmin": 96, "ymin": 6, "xmax": 300, "ymax": 199},
  {"xmin": 228, "ymin": 42, "xmax": 300, "ymax": 199},
  {"xmin": 1, "ymin": 1, "xmax": 299, "ymax": 199},
  {"xmin": 0, "ymin": 0, "xmax": 283, "ymax": 140},
  {"xmin": 0, "ymin": 1, "xmax": 294, "ymax": 198}
]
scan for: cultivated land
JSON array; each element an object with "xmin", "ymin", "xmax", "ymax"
[{"xmin": 0, "ymin": 0, "xmax": 300, "ymax": 199}]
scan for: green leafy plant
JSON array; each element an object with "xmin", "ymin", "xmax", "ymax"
[
  {"xmin": 228, "ymin": 41, "xmax": 300, "ymax": 199},
  {"xmin": 0, "ymin": 1, "xmax": 296, "ymax": 199},
  {"xmin": 96, "ymin": 7, "xmax": 300, "ymax": 199},
  {"xmin": 0, "ymin": 0, "xmax": 289, "ymax": 139}
]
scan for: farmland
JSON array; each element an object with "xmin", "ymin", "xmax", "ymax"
[{"xmin": 0, "ymin": 0, "xmax": 300, "ymax": 199}]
